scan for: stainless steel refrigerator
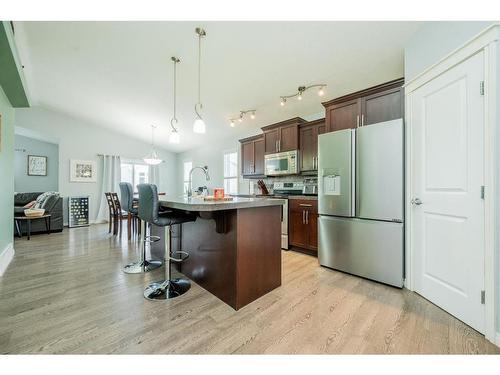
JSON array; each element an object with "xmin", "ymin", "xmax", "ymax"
[{"xmin": 318, "ymin": 119, "xmax": 404, "ymax": 287}]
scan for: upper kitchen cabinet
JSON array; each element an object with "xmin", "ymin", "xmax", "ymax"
[
  {"xmin": 361, "ymin": 84, "xmax": 404, "ymax": 126},
  {"xmin": 325, "ymin": 98, "xmax": 361, "ymax": 132},
  {"xmin": 299, "ymin": 118, "xmax": 325, "ymax": 173},
  {"xmin": 322, "ymin": 78, "xmax": 404, "ymax": 132},
  {"xmin": 239, "ymin": 134, "xmax": 265, "ymax": 178},
  {"xmin": 262, "ymin": 117, "xmax": 306, "ymax": 154}
]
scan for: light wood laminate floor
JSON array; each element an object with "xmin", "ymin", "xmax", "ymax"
[{"xmin": 1, "ymin": 224, "xmax": 498, "ymax": 354}]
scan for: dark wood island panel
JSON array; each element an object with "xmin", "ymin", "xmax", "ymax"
[
  {"xmin": 181, "ymin": 206, "xmax": 282, "ymax": 310},
  {"xmin": 151, "ymin": 201, "xmax": 283, "ymax": 310}
]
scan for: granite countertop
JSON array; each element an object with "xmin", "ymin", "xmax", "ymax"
[
  {"xmin": 158, "ymin": 195, "xmax": 285, "ymax": 212},
  {"xmin": 287, "ymin": 195, "xmax": 318, "ymax": 200}
]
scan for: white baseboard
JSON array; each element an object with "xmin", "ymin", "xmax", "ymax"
[{"xmin": 0, "ymin": 242, "xmax": 15, "ymax": 276}]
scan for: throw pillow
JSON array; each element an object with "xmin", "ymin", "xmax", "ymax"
[
  {"xmin": 23, "ymin": 201, "xmax": 36, "ymax": 209},
  {"xmin": 34, "ymin": 191, "xmax": 60, "ymax": 209}
]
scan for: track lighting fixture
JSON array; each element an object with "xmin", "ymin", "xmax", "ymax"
[
  {"xmin": 228, "ymin": 110, "xmax": 257, "ymax": 127},
  {"xmin": 279, "ymin": 84, "xmax": 327, "ymax": 106}
]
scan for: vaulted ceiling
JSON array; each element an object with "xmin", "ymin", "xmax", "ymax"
[{"xmin": 14, "ymin": 21, "xmax": 421, "ymax": 152}]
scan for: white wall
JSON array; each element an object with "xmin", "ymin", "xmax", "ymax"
[
  {"xmin": 404, "ymin": 22, "xmax": 500, "ymax": 337},
  {"xmin": 405, "ymin": 21, "xmax": 495, "ymax": 81},
  {"xmin": 15, "ymin": 106, "xmax": 178, "ymax": 223}
]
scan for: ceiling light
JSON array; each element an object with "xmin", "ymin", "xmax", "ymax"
[
  {"xmin": 169, "ymin": 57, "xmax": 181, "ymax": 144},
  {"xmin": 280, "ymin": 84, "xmax": 327, "ymax": 104},
  {"xmin": 193, "ymin": 27, "xmax": 207, "ymax": 134},
  {"xmin": 143, "ymin": 125, "xmax": 163, "ymax": 165},
  {"xmin": 169, "ymin": 129, "xmax": 180, "ymax": 144},
  {"xmin": 228, "ymin": 109, "xmax": 257, "ymax": 127}
]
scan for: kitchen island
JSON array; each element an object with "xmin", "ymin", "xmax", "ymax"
[{"xmin": 151, "ymin": 196, "xmax": 286, "ymax": 310}]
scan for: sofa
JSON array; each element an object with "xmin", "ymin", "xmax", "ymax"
[{"xmin": 14, "ymin": 192, "xmax": 64, "ymax": 235}]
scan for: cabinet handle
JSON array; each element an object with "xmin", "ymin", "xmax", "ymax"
[
  {"xmin": 356, "ymin": 115, "xmax": 360, "ymax": 127},
  {"xmin": 361, "ymin": 114, "xmax": 364, "ymax": 126},
  {"xmin": 275, "ymin": 140, "xmax": 278, "ymax": 152},
  {"xmin": 299, "ymin": 203, "xmax": 313, "ymax": 207},
  {"xmin": 302, "ymin": 210, "xmax": 305, "ymax": 224},
  {"xmin": 278, "ymin": 140, "xmax": 281, "ymax": 152},
  {"xmin": 306, "ymin": 210, "xmax": 309, "ymax": 225}
]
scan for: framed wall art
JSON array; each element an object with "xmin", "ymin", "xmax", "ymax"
[
  {"xmin": 27, "ymin": 155, "xmax": 48, "ymax": 176},
  {"xmin": 70, "ymin": 159, "xmax": 97, "ymax": 183}
]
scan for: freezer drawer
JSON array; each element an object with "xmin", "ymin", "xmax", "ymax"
[
  {"xmin": 318, "ymin": 129, "xmax": 355, "ymax": 217},
  {"xmin": 318, "ymin": 216, "xmax": 404, "ymax": 287},
  {"xmin": 356, "ymin": 119, "xmax": 403, "ymax": 221}
]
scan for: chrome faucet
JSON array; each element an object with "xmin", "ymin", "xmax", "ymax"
[{"xmin": 187, "ymin": 166, "xmax": 210, "ymax": 197}]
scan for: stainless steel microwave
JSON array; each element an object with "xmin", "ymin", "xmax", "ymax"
[{"xmin": 264, "ymin": 150, "xmax": 299, "ymax": 176}]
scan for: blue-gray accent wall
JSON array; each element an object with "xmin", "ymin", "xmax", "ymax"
[{"xmin": 14, "ymin": 134, "xmax": 59, "ymax": 192}]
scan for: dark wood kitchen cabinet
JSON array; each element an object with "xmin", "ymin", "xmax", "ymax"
[
  {"xmin": 299, "ymin": 118, "xmax": 325, "ymax": 173},
  {"xmin": 322, "ymin": 78, "xmax": 404, "ymax": 133},
  {"xmin": 289, "ymin": 198, "xmax": 318, "ymax": 253},
  {"xmin": 239, "ymin": 134, "xmax": 265, "ymax": 178},
  {"xmin": 262, "ymin": 117, "xmax": 305, "ymax": 154}
]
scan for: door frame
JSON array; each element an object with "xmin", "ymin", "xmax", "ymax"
[{"xmin": 404, "ymin": 24, "xmax": 499, "ymax": 345}]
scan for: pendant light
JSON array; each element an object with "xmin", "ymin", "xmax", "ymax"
[
  {"xmin": 193, "ymin": 27, "xmax": 206, "ymax": 134},
  {"xmin": 143, "ymin": 125, "xmax": 163, "ymax": 165},
  {"xmin": 169, "ymin": 56, "xmax": 180, "ymax": 144}
]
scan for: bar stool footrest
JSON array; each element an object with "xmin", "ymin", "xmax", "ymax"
[
  {"xmin": 143, "ymin": 235, "xmax": 161, "ymax": 243},
  {"xmin": 169, "ymin": 251, "xmax": 190, "ymax": 263}
]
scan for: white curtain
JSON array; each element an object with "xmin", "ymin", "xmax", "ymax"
[
  {"xmin": 96, "ymin": 155, "xmax": 121, "ymax": 223},
  {"xmin": 149, "ymin": 164, "xmax": 160, "ymax": 190}
]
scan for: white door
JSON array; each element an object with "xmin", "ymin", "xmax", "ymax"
[{"xmin": 411, "ymin": 51, "xmax": 485, "ymax": 333}]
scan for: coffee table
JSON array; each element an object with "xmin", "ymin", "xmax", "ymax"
[{"xmin": 14, "ymin": 214, "xmax": 51, "ymax": 240}]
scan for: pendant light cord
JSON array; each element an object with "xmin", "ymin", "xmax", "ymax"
[
  {"xmin": 171, "ymin": 57, "xmax": 179, "ymax": 131},
  {"xmin": 194, "ymin": 30, "xmax": 203, "ymax": 118},
  {"xmin": 198, "ymin": 32, "xmax": 201, "ymax": 105}
]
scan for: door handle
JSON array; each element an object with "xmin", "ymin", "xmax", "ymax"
[{"xmin": 411, "ymin": 198, "xmax": 423, "ymax": 206}]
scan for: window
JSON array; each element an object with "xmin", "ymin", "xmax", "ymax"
[
  {"xmin": 223, "ymin": 151, "xmax": 238, "ymax": 195},
  {"xmin": 183, "ymin": 161, "xmax": 193, "ymax": 195},
  {"xmin": 121, "ymin": 161, "xmax": 150, "ymax": 190}
]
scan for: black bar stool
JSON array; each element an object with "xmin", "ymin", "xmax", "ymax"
[
  {"xmin": 119, "ymin": 182, "xmax": 140, "ymax": 241},
  {"xmin": 137, "ymin": 183, "xmax": 196, "ymax": 300},
  {"xmin": 122, "ymin": 183, "xmax": 163, "ymax": 274}
]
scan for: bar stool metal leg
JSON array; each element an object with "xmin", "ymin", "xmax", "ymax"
[
  {"xmin": 123, "ymin": 220, "xmax": 162, "ymax": 274},
  {"xmin": 143, "ymin": 225, "xmax": 191, "ymax": 300}
]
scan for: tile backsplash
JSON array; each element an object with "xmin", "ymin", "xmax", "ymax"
[{"xmin": 244, "ymin": 175, "xmax": 317, "ymax": 195}]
